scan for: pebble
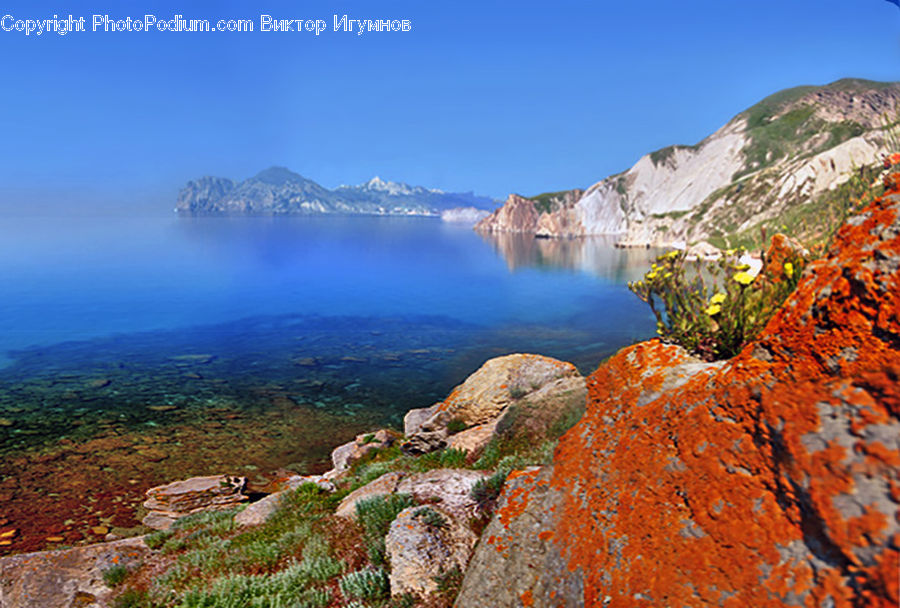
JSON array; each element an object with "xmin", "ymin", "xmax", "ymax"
[
  {"xmin": 0, "ymin": 419, "xmax": 13, "ymax": 427},
  {"xmin": 91, "ymin": 526, "xmax": 109, "ymax": 535},
  {"xmin": 147, "ymin": 405, "xmax": 177, "ymax": 412},
  {"xmin": 46, "ymin": 536, "xmax": 65, "ymax": 542}
]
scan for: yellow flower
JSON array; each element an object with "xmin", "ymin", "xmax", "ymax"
[
  {"xmin": 725, "ymin": 249, "xmax": 736, "ymax": 256},
  {"xmin": 710, "ymin": 292, "xmax": 726, "ymax": 305},
  {"xmin": 733, "ymin": 271, "xmax": 755, "ymax": 286},
  {"xmin": 646, "ymin": 271, "xmax": 658, "ymax": 280},
  {"xmin": 705, "ymin": 303, "xmax": 722, "ymax": 316},
  {"xmin": 664, "ymin": 250, "xmax": 680, "ymax": 259},
  {"xmin": 784, "ymin": 262, "xmax": 794, "ymax": 278},
  {"xmin": 664, "ymin": 272, "xmax": 673, "ymax": 279}
]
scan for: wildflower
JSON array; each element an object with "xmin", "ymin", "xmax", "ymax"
[
  {"xmin": 664, "ymin": 272, "xmax": 673, "ymax": 278},
  {"xmin": 704, "ymin": 303, "xmax": 722, "ymax": 316},
  {"xmin": 664, "ymin": 250, "xmax": 680, "ymax": 259},
  {"xmin": 784, "ymin": 262, "xmax": 794, "ymax": 278},
  {"xmin": 725, "ymin": 249, "xmax": 736, "ymax": 256},
  {"xmin": 710, "ymin": 292, "xmax": 726, "ymax": 305},
  {"xmin": 646, "ymin": 271, "xmax": 658, "ymax": 280},
  {"xmin": 733, "ymin": 271, "xmax": 755, "ymax": 286}
]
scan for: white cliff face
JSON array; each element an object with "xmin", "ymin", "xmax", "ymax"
[
  {"xmin": 477, "ymin": 79, "xmax": 900, "ymax": 249},
  {"xmin": 576, "ymin": 120, "xmax": 748, "ymax": 238}
]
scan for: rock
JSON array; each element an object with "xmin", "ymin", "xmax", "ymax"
[
  {"xmin": 403, "ymin": 404, "xmax": 439, "ymax": 436},
  {"xmin": 334, "ymin": 472, "xmax": 405, "ymax": 519},
  {"xmin": 446, "ymin": 420, "xmax": 498, "ymax": 455},
  {"xmin": 684, "ymin": 240, "xmax": 721, "ymax": 260},
  {"xmin": 385, "ymin": 505, "xmax": 478, "ymax": 599},
  {"xmin": 0, "ymin": 419, "xmax": 13, "ymax": 427},
  {"xmin": 141, "ymin": 475, "xmax": 247, "ymax": 530},
  {"xmin": 456, "ymin": 178, "xmax": 900, "ymax": 606},
  {"xmin": 403, "ymin": 355, "xmax": 583, "ymax": 455},
  {"xmin": 234, "ymin": 492, "xmax": 285, "ymax": 527},
  {"xmin": 326, "ymin": 429, "xmax": 399, "ymax": 478},
  {"xmin": 395, "ymin": 469, "xmax": 489, "ymax": 517},
  {"xmin": 400, "ymin": 428, "xmax": 447, "ymax": 456},
  {"xmin": 0, "ymin": 536, "xmax": 149, "ymax": 608}
]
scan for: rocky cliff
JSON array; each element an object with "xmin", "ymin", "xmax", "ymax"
[
  {"xmin": 476, "ymin": 79, "xmax": 900, "ymax": 250},
  {"xmin": 456, "ymin": 170, "xmax": 900, "ymax": 606},
  {"xmin": 176, "ymin": 167, "xmax": 497, "ymax": 216}
]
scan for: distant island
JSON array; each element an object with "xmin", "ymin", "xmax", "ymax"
[{"xmin": 176, "ymin": 166, "xmax": 498, "ymax": 218}]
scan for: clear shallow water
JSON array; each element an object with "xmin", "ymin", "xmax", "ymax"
[
  {"xmin": 0, "ymin": 213, "xmax": 662, "ymax": 552},
  {"xmin": 0, "ymin": 214, "xmax": 659, "ymax": 456}
]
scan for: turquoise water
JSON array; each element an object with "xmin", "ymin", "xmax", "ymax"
[{"xmin": 0, "ymin": 214, "xmax": 658, "ymax": 456}]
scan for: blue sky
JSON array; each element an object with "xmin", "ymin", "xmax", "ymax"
[{"xmin": 0, "ymin": 0, "xmax": 897, "ymax": 211}]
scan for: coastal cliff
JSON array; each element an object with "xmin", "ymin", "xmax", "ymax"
[{"xmin": 476, "ymin": 79, "xmax": 900, "ymax": 250}]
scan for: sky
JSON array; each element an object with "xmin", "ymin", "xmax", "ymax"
[{"xmin": 0, "ymin": 0, "xmax": 898, "ymax": 212}]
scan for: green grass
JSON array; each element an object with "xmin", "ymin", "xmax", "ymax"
[
  {"xmin": 355, "ymin": 493, "xmax": 415, "ymax": 565},
  {"xmin": 339, "ymin": 567, "xmax": 390, "ymax": 602},
  {"xmin": 528, "ymin": 190, "xmax": 574, "ymax": 214},
  {"xmin": 102, "ymin": 564, "xmax": 130, "ymax": 588}
]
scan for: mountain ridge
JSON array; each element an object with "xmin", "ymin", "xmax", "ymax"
[{"xmin": 176, "ymin": 167, "xmax": 497, "ymax": 216}]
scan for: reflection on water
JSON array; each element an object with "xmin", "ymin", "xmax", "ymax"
[{"xmin": 478, "ymin": 231, "xmax": 660, "ymax": 283}]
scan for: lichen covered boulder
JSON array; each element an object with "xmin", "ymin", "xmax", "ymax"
[{"xmin": 456, "ymin": 176, "xmax": 900, "ymax": 606}]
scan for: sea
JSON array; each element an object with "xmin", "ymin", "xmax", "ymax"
[{"xmin": 0, "ymin": 213, "xmax": 659, "ymax": 551}]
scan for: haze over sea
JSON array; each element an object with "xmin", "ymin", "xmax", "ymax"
[{"xmin": 0, "ymin": 211, "xmax": 657, "ymax": 452}]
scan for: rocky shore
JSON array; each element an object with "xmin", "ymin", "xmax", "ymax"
[{"xmin": 2, "ymin": 174, "xmax": 899, "ymax": 607}]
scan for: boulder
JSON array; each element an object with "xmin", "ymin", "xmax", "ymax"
[
  {"xmin": 326, "ymin": 429, "xmax": 399, "ymax": 478},
  {"xmin": 142, "ymin": 475, "xmax": 247, "ymax": 530},
  {"xmin": 403, "ymin": 404, "xmax": 440, "ymax": 436},
  {"xmin": 446, "ymin": 420, "xmax": 498, "ymax": 455},
  {"xmin": 456, "ymin": 178, "xmax": 900, "ymax": 606},
  {"xmin": 395, "ymin": 469, "xmax": 489, "ymax": 517},
  {"xmin": 385, "ymin": 505, "xmax": 477, "ymax": 599},
  {"xmin": 0, "ymin": 536, "xmax": 149, "ymax": 608},
  {"xmin": 334, "ymin": 472, "xmax": 406, "ymax": 519},
  {"xmin": 403, "ymin": 354, "xmax": 582, "ymax": 455}
]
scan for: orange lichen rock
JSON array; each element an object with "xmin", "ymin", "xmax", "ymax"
[{"xmin": 456, "ymin": 175, "xmax": 900, "ymax": 607}]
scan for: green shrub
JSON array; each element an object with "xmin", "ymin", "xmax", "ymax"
[
  {"xmin": 102, "ymin": 564, "xmax": 130, "ymax": 588},
  {"xmin": 144, "ymin": 528, "xmax": 173, "ymax": 550},
  {"xmin": 355, "ymin": 494, "xmax": 415, "ymax": 564},
  {"xmin": 628, "ymin": 247, "xmax": 805, "ymax": 361},
  {"xmin": 339, "ymin": 567, "xmax": 390, "ymax": 601},
  {"xmin": 413, "ymin": 506, "xmax": 447, "ymax": 529},
  {"xmin": 471, "ymin": 470, "xmax": 508, "ymax": 509},
  {"xmin": 509, "ymin": 385, "xmax": 528, "ymax": 399},
  {"xmin": 446, "ymin": 418, "xmax": 467, "ymax": 434},
  {"xmin": 112, "ymin": 589, "xmax": 151, "ymax": 608},
  {"xmin": 434, "ymin": 565, "xmax": 465, "ymax": 601},
  {"xmin": 473, "ymin": 439, "xmax": 501, "ymax": 470}
]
